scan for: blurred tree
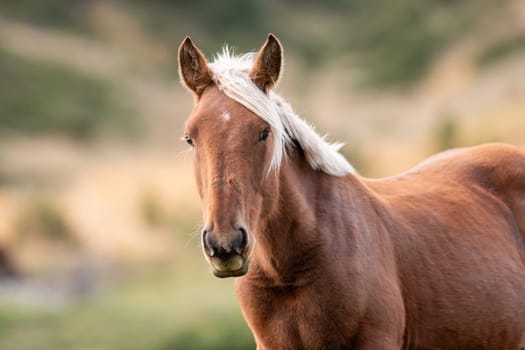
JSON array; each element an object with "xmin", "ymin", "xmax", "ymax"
[
  {"xmin": 0, "ymin": 47, "xmax": 130, "ymax": 139},
  {"xmin": 0, "ymin": 0, "xmax": 91, "ymax": 32},
  {"xmin": 0, "ymin": 0, "xmax": 513, "ymax": 90},
  {"xmin": 338, "ymin": 0, "xmax": 500, "ymax": 88}
]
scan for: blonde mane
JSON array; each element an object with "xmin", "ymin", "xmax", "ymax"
[{"xmin": 208, "ymin": 48, "xmax": 355, "ymax": 176}]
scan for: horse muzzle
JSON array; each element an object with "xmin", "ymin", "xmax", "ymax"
[
  {"xmin": 201, "ymin": 224, "xmax": 254, "ymax": 278},
  {"xmin": 209, "ymin": 255, "xmax": 250, "ymax": 278}
]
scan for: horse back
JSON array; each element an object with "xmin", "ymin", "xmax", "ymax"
[
  {"xmin": 428, "ymin": 143, "xmax": 525, "ymax": 254},
  {"xmin": 370, "ymin": 143, "xmax": 525, "ymax": 255},
  {"xmin": 460, "ymin": 143, "xmax": 525, "ymax": 250}
]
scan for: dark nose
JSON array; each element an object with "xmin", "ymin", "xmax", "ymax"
[{"xmin": 202, "ymin": 225, "xmax": 249, "ymax": 258}]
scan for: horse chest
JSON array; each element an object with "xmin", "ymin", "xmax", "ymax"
[{"xmin": 237, "ymin": 283, "xmax": 359, "ymax": 349}]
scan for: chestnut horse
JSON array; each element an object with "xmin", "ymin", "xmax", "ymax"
[{"xmin": 178, "ymin": 34, "xmax": 525, "ymax": 349}]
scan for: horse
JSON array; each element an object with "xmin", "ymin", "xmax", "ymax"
[{"xmin": 178, "ymin": 34, "xmax": 525, "ymax": 349}]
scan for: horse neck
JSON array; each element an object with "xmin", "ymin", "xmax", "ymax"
[{"xmin": 249, "ymin": 146, "xmax": 362, "ymax": 286}]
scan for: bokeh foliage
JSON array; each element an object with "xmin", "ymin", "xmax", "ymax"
[
  {"xmin": 0, "ymin": 47, "xmax": 129, "ymax": 139},
  {"xmin": 1, "ymin": 0, "xmax": 505, "ymax": 88},
  {"xmin": 0, "ymin": 0, "xmax": 510, "ymax": 140}
]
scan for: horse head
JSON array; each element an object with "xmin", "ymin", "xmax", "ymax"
[{"xmin": 178, "ymin": 35, "xmax": 283, "ymax": 277}]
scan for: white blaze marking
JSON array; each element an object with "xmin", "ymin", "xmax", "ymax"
[{"xmin": 221, "ymin": 112, "xmax": 231, "ymax": 121}]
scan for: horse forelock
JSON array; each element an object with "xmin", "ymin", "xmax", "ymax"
[{"xmin": 207, "ymin": 47, "xmax": 355, "ymax": 176}]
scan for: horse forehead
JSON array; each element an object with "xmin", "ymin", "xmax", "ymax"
[
  {"xmin": 192, "ymin": 86, "xmax": 261, "ymax": 129},
  {"xmin": 192, "ymin": 87, "xmax": 227, "ymax": 118}
]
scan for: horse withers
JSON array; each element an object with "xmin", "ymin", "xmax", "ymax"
[{"xmin": 178, "ymin": 34, "xmax": 525, "ymax": 349}]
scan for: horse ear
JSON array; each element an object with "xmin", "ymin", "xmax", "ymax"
[
  {"xmin": 250, "ymin": 34, "xmax": 283, "ymax": 93},
  {"xmin": 178, "ymin": 37, "xmax": 212, "ymax": 95}
]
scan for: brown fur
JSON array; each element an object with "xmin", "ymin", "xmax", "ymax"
[{"xmin": 179, "ymin": 36, "xmax": 525, "ymax": 349}]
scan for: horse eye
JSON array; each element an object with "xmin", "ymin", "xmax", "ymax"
[
  {"xmin": 259, "ymin": 128, "xmax": 270, "ymax": 141},
  {"xmin": 184, "ymin": 136, "xmax": 194, "ymax": 146}
]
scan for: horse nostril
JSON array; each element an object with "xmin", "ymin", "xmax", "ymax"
[
  {"xmin": 240, "ymin": 226, "xmax": 248, "ymax": 247},
  {"xmin": 202, "ymin": 225, "xmax": 249, "ymax": 258},
  {"xmin": 202, "ymin": 229, "xmax": 216, "ymax": 257},
  {"xmin": 233, "ymin": 226, "xmax": 249, "ymax": 255}
]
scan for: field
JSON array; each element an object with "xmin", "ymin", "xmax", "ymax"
[
  {"xmin": 0, "ymin": 260, "xmax": 254, "ymax": 350},
  {"xmin": 1, "ymin": 0, "xmax": 525, "ymax": 349}
]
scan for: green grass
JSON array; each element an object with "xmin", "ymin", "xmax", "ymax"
[{"xmin": 0, "ymin": 263, "xmax": 255, "ymax": 350}]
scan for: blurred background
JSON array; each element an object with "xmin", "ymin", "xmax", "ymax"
[{"xmin": 0, "ymin": 0, "xmax": 524, "ymax": 349}]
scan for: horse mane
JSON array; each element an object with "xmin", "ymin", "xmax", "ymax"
[{"xmin": 208, "ymin": 48, "xmax": 355, "ymax": 176}]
